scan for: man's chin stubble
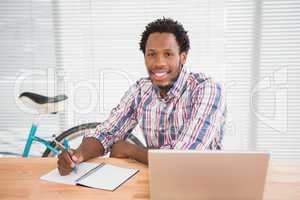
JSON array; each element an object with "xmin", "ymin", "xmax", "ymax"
[{"xmin": 158, "ymin": 84, "xmax": 173, "ymax": 92}]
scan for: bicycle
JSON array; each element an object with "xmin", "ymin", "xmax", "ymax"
[{"xmin": 15, "ymin": 92, "xmax": 143, "ymax": 157}]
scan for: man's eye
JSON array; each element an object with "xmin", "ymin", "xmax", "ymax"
[
  {"xmin": 147, "ymin": 53, "xmax": 155, "ymax": 57},
  {"xmin": 165, "ymin": 52, "xmax": 171, "ymax": 57}
]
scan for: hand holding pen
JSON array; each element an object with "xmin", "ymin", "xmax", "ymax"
[{"xmin": 56, "ymin": 139, "xmax": 82, "ymax": 176}]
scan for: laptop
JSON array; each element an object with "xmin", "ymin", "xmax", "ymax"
[{"xmin": 148, "ymin": 150, "xmax": 270, "ymax": 200}]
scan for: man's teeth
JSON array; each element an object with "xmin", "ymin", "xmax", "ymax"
[{"xmin": 154, "ymin": 72, "xmax": 167, "ymax": 77}]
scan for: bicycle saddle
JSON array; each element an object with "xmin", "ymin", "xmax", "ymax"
[
  {"xmin": 19, "ymin": 92, "xmax": 68, "ymax": 114},
  {"xmin": 19, "ymin": 92, "xmax": 68, "ymax": 104}
]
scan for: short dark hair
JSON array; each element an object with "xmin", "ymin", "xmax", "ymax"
[{"xmin": 139, "ymin": 18, "xmax": 190, "ymax": 54}]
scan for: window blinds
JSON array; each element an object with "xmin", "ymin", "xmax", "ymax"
[
  {"xmin": 255, "ymin": 0, "xmax": 300, "ymax": 159},
  {"xmin": 0, "ymin": 0, "xmax": 61, "ymax": 155},
  {"xmin": 226, "ymin": 0, "xmax": 300, "ymax": 159}
]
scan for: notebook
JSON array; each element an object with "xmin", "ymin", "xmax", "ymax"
[{"xmin": 40, "ymin": 162, "xmax": 139, "ymax": 191}]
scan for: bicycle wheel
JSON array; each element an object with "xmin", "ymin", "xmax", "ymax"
[{"xmin": 42, "ymin": 122, "xmax": 144, "ymax": 157}]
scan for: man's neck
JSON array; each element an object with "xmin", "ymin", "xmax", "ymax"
[
  {"xmin": 158, "ymin": 85, "xmax": 172, "ymax": 99},
  {"xmin": 159, "ymin": 90, "xmax": 167, "ymax": 98}
]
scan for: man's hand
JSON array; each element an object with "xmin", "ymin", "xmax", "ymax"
[
  {"xmin": 110, "ymin": 140, "xmax": 148, "ymax": 165},
  {"xmin": 56, "ymin": 137, "xmax": 105, "ymax": 176},
  {"xmin": 110, "ymin": 140, "xmax": 134, "ymax": 159},
  {"xmin": 57, "ymin": 149, "xmax": 83, "ymax": 176}
]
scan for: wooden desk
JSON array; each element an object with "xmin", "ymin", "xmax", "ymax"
[{"xmin": 0, "ymin": 157, "xmax": 299, "ymax": 200}]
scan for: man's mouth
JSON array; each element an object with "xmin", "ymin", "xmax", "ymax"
[{"xmin": 152, "ymin": 71, "xmax": 169, "ymax": 81}]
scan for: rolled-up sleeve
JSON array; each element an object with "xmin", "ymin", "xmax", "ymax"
[
  {"xmin": 87, "ymin": 82, "xmax": 140, "ymax": 154},
  {"xmin": 172, "ymin": 79, "xmax": 226, "ymax": 150}
]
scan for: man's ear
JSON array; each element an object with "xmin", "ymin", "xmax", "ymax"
[{"xmin": 180, "ymin": 52, "xmax": 187, "ymax": 65}]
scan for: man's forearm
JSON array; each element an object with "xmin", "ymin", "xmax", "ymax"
[{"xmin": 77, "ymin": 137, "xmax": 104, "ymax": 162}]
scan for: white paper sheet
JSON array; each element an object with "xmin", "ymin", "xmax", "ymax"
[
  {"xmin": 77, "ymin": 164, "xmax": 138, "ymax": 190},
  {"xmin": 40, "ymin": 162, "xmax": 100, "ymax": 185},
  {"xmin": 40, "ymin": 162, "xmax": 139, "ymax": 191}
]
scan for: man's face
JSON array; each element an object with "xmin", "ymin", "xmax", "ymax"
[{"xmin": 144, "ymin": 32, "xmax": 187, "ymax": 89}]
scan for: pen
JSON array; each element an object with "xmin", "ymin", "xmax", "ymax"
[{"xmin": 62, "ymin": 139, "xmax": 78, "ymax": 174}]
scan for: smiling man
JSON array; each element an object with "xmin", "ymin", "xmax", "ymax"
[{"xmin": 57, "ymin": 18, "xmax": 226, "ymax": 175}]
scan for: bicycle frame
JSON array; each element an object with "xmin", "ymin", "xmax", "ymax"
[{"xmin": 22, "ymin": 115, "xmax": 62, "ymax": 157}]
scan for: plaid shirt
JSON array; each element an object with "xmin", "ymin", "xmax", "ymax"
[{"xmin": 92, "ymin": 68, "xmax": 226, "ymax": 154}]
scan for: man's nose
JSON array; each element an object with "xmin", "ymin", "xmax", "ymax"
[{"xmin": 154, "ymin": 55, "xmax": 167, "ymax": 67}]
